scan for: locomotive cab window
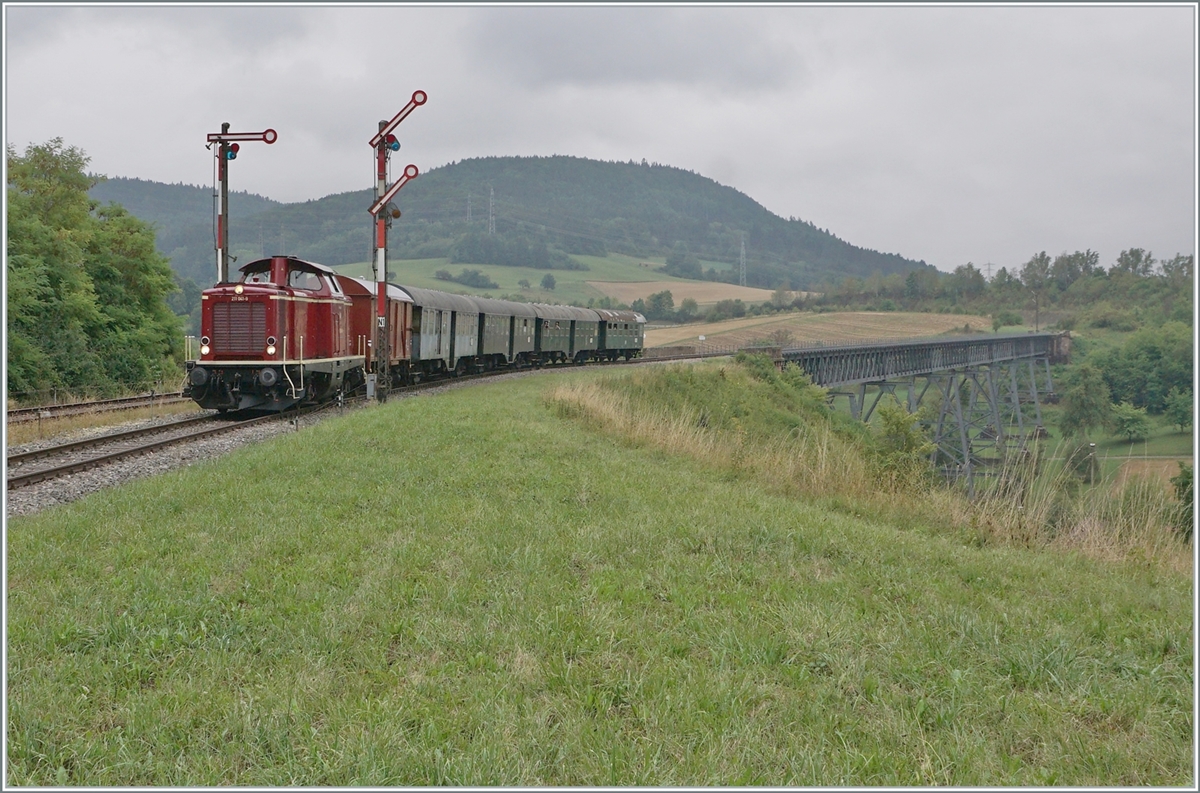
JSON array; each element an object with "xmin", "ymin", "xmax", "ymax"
[
  {"xmin": 288, "ymin": 269, "xmax": 322, "ymax": 291},
  {"xmin": 325, "ymin": 275, "xmax": 343, "ymax": 296},
  {"xmin": 242, "ymin": 265, "xmax": 271, "ymax": 284}
]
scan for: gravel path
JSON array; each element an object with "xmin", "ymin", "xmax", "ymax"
[{"xmin": 4, "ymin": 371, "xmax": 544, "ymax": 519}]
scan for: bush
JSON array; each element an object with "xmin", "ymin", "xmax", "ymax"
[{"xmin": 1170, "ymin": 463, "xmax": 1193, "ymax": 542}]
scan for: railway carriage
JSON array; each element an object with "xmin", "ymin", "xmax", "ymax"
[
  {"xmin": 472, "ymin": 296, "xmax": 538, "ymax": 369},
  {"xmin": 532, "ymin": 304, "xmax": 603, "ymax": 364},
  {"xmin": 338, "ymin": 277, "xmax": 412, "ymax": 385},
  {"xmin": 594, "ymin": 308, "xmax": 647, "ymax": 361},
  {"xmin": 399, "ymin": 285, "xmax": 481, "ymax": 379}
]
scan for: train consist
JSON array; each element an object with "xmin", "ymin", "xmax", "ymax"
[{"xmin": 183, "ymin": 255, "xmax": 646, "ymax": 412}]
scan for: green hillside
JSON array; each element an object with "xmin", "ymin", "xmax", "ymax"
[{"xmin": 89, "ymin": 157, "xmax": 930, "ymax": 292}]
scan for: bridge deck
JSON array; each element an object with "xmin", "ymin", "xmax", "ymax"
[{"xmin": 782, "ymin": 332, "xmax": 1067, "ymax": 388}]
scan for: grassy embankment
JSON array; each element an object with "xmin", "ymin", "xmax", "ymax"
[{"xmin": 6, "ymin": 360, "xmax": 1193, "ymax": 785}]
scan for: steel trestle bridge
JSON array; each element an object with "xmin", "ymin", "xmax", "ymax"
[{"xmin": 776, "ymin": 332, "xmax": 1071, "ymax": 494}]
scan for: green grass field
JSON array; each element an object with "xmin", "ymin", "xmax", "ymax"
[
  {"xmin": 6, "ymin": 367, "xmax": 1193, "ymax": 785},
  {"xmin": 332, "ymin": 252, "xmax": 733, "ymax": 307}
]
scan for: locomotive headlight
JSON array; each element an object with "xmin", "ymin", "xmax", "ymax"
[
  {"xmin": 266, "ymin": 345, "xmax": 276, "ymax": 355},
  {"xmin": 234, "ymin": 284, "xmax": 244, "ymax": 294},
  {"xmin": 200, "ymin": 344, "xmax": 210, "ymax": 355}
]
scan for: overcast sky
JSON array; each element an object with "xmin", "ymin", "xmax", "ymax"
[{"xmin": 4, "ymin": 3, "xmax": 1196, "ymax": 272}]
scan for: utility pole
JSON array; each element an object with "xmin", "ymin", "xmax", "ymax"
[
  {"xmin": 205, "ymin": 124, "xmax": 277, "ymax": 283},
  {"xmin": 367, "ymin": 89, "xmax": 426, "ymax": 402},
  {"xmin": 468, "ymin": 193, "xmax": 472, "ymax": 223},
  {"xmin": 488, "ymin": 187, "xmax": 495, "ymax": 235},
  {"xmin": 740, "ymin": 234, "xmax": 746, "ymax": 287}
]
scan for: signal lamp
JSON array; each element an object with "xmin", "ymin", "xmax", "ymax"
[
  {"xmin": 226, "ymin": 143, "xmax": 240, "ymax": 160},
  {"xmin": 385, "ymin": 134, "xmax": 400, "ymax": 151},
  {"xmin": 387, "ymin": 202, "xmax": 401, "ymax": 219}
]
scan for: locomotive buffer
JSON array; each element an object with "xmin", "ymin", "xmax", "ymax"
[{"xmin": 367, "ymin": 89, "xmax": 426, "ymax": 401}]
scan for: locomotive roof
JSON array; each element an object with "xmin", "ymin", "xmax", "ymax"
[
  {"xmin": 238, "ymin": 256, "xmax": 338, "ymax": 276},
  {"xmin": 394, "ymin": 284, "xmax": 481, "ymax": 313},
  {"xmin": 471, "ymin": 295, "xmax": 538, "ymax": 317},
  {"xmin": 594, "ymin": 308, "xmax": 647, "ymax": 324},
  {"xmin": 341, "ymin": 278, "xmax": 413, "ymax": 302},
  {"xmin": 531, "ymin": 303, "xmax": 602, "ymax": 322}
]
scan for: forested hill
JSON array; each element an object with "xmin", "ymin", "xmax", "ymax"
[{"xmin": 90, "ymin": 156, "xmax": 930, "ymax": 290}]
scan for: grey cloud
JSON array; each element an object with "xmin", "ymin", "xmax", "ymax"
[
  {"xmin": 5, "ymin": 6, "xmax": 310, "ymax": 52},
  {"xmin": 468, "ymin": 7, "xmax": 803, "ymax": 93}
]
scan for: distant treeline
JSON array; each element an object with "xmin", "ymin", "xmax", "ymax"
[{"xmin": 808, "ymin": 249, "xmax": 1193, "ymax": 331}]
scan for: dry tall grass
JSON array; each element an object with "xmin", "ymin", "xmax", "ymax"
[{"xmin": 548, "ymin": 368, "xmax": 1192, "ymax": 574}]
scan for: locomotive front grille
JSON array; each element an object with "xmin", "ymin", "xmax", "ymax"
[{"xmin": 212, "ymin": 301, "xmax": 266, "ymax": 354}]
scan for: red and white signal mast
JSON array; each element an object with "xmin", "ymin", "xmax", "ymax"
[
  {"xmin": 205, "ymin": 123, "xmax": 278, "ymax": 283},
  {"xmin": 367, "ymin": 89, "xmax": 426, "ymax": 401}
]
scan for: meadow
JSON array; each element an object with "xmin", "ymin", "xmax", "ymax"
[
  {"xmin": 332, "ymin": 252, "xmax": 744, "ymax": 307},
  {"xmin": 5, "ymin": 360, "xmax": 1192, "ymax": 785}
]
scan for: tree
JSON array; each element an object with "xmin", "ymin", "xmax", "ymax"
[
  {"xmin": 518, "ymin": 278, "xmax": 530, "ymax": 290},
  {"xmin": 1110, "ymin": 401, "xmax": 1151, "ymax": 442},
  {"xmin": 645, "ymin": 290, "xmax": 674, "ymax": 320},
  {"xmin": 1113, "ymin": 248, "xmax": 1156, "ymax": 276},
  {"xmin": 7, "ymin": 139, "xmax": 182, "ymax": 398},
  {"xmin": 1164, "ymin": 387, "xmax": 1193, "ymax": 432},
  {"xmin": 677, "ymin": 297, "xmax": 699, "ymax": 320},
  {"xmin": 540, "ymin": 273, "xmax": 556, "ymax": 290},
  {"xmin": 1050, "ymin": 249, "xmax": 1099, "ymax": 291},
  {"xmin": 1059, "ymin": 364, "xmax": 1112, "ymax": 438},
  {"xmin": 661, "ymin": 241, "xmax": 702, "ymax": 279}
]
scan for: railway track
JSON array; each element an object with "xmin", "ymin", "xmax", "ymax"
[
  {"xmin": 6, "ymin": 411, "xmax": 281, "ymax": 490},
  {"xmin": 6, "ymin": 392, "xmax": 190, "ymax": 424}
]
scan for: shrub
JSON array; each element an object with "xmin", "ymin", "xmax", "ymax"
[{"xmin": 1170, "ymin": 463, "xmax": 1193, "ymax": 542}]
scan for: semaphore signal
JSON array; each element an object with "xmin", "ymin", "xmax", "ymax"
[
  {"xmin": 206, "ymin": 123, "xmax": 278, "ymax": 284},
  {"xmin": 367, "ymin": 89, "xmax": 427, "ymax": 402}
]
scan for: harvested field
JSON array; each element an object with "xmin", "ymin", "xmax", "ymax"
[
  {"xmin": 645, "ymin": 310, "xmax": 994, "ymax": 349},
  {"xmin": 1115, "ymin": 457, "xmax": 1192, "ymax": 486},
  {"xmin": 587, "ymin": 280, "xmax": 789, "ymax": 305}
]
